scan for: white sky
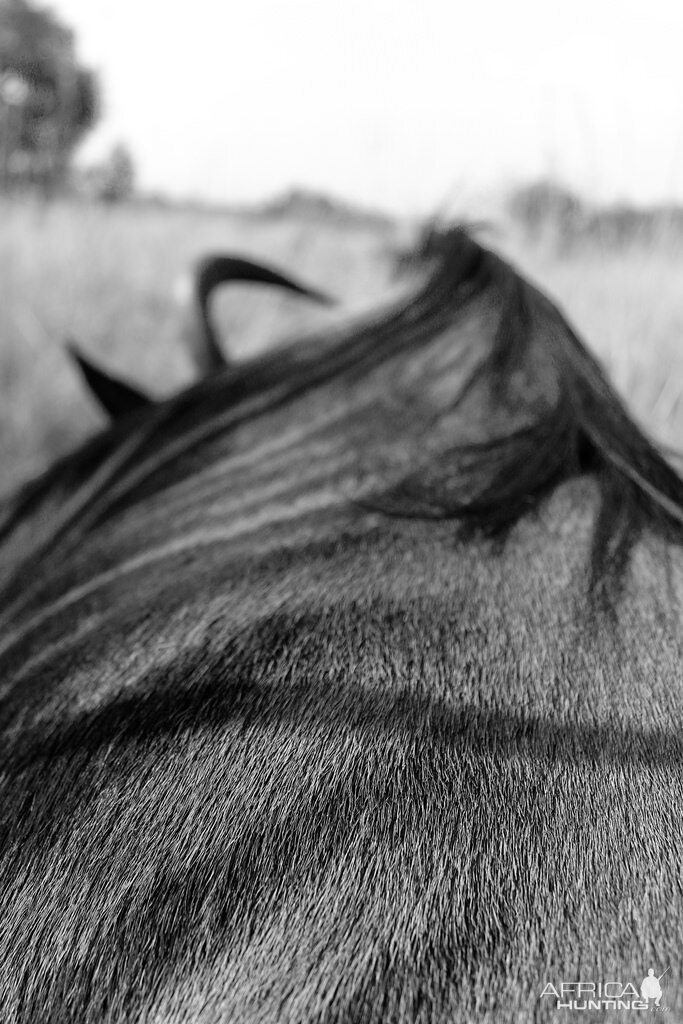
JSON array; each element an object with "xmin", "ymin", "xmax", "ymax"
[{"xmin": 50, "ymin": 0, "xmax": 683, "ymax": 214}]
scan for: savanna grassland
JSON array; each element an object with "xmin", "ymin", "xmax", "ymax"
[{"xmin": 2, "ymin": 194, "xmax": 683, "ymax": 496}]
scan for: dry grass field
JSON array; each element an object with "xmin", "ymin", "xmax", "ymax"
[{"xmin": 2, "ymin": 194, "xmax": 683, "ymax": 495}]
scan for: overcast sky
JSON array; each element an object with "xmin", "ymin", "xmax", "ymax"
[{"xmin": 50, "ymin": 0, "xmax": 683, "ymax": 214}]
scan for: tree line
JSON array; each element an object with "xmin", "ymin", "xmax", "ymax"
[{"xmin": 0, "ymin": 0, "xmax": 133, "ymax": 199}]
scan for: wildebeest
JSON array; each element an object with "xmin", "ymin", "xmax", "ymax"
[{"xmin": 1, "ymin": 229, "xmax": 682, "ymax": 1022}]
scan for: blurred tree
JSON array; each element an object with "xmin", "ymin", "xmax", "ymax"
[
  {"xmin": 507, "ymin": 180, "xmax": 585, "ymax": 241},
  {"xmin": 0, "ymin": 0, "xmax": 99, "ymax": 193},
  {"xmin": 96, "ymin": 143, "xmax": 135, "ymax": 202}
]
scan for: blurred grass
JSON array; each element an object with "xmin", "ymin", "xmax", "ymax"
[{"xmin": 2, "ymin": 194, "xmax": 683, "ymax": 495}]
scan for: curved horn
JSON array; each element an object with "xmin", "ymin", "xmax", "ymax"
[
  {"xmin": 67, "ymin": 341, "xmax": 153, "ymax": 420},
  {"xmin": 186, "ymin": 255, "xmax": 334, "ymax": 376}
]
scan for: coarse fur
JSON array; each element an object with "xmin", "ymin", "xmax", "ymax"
[{"xmin": 1, "ymin": 229, "xmax": 682, "ymax": 1023}]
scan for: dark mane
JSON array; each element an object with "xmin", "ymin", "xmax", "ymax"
[
  {"xmin": 371, "ymin": 228, "xmax": 683, "ymax": 595},
  {"xmin": 2, "ymin": 228, "xmax": 683, "ymax": 601}
]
